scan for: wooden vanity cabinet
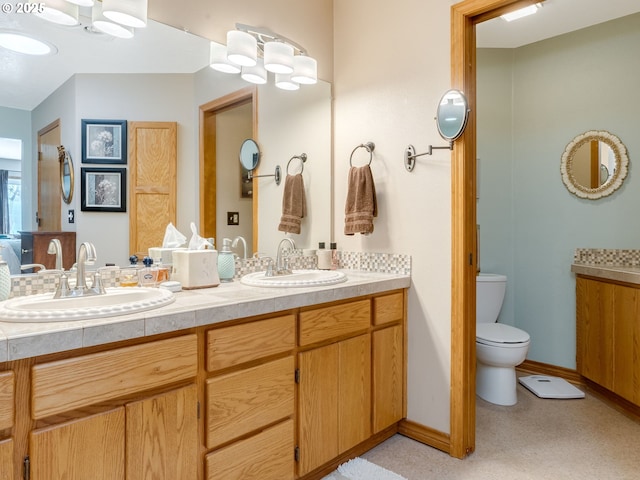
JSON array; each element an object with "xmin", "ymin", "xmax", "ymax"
[
  {"xmin": 205, "ymin": 315, "xmax": 296, "ymax": 480},
  {"xmin": 576, "ymin": 276, "xmax": 640, "ymax": 406},
  {"xmin": 297, "ymin": 292, "xmax": 405, "ymax": 477},
  {"xmin": 26, "ymin": 335, "xmax": 199, "ymax": 480},
  {"xmin": 0, "ymin": 370, "xmax": 15, "ymax": 480}
]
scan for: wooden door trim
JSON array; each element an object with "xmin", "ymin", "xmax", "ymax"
[
  {"xmin": 450, "ymin": 0, "xmax": 540, "ymax": 459},
  {"xmin": 199, "ymin": 86, "xmax": 258, "ymax": 252}
]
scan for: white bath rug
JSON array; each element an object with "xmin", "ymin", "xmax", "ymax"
[{"xmin": 322, "ymin": 457, "xmax": 408, "ymax": 480}]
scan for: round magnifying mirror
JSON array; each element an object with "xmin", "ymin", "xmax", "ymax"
[
  {"xmin": 239, "ymin": 139, "xmax": 260, "ymax": 171},
  {"xmin": 58, "ymin": 146, "xmax": 74, "ymax": 204},
  {"xmin": 436, "ymin": 89, "xmax": 469, "ymax": 142}
]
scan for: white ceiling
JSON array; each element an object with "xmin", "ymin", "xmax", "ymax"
[
  {"xmin": 0, "ymin": 2, "xmax": 211, "ymax": 111},
  {"xmin": 1, "ymin": 0, "xmax": 639, "ymax": 111},
  {"xmin": 476, "ymin": 0, "xmax": 640, "ymax": 48}
]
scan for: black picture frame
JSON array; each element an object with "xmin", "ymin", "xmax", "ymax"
[
  {"xmin": 81, "ymin": 119, "xmax": 127, "ymax": 164},
  {"xmin": 81, "ymin": 167, "xmax": 127, "ymax": 212}
]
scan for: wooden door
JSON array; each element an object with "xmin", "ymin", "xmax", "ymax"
[
  {"xmin": 373, "ymin": 325, "xmax": 404, "ymax": 433},
  {"xmin": 30, "ymin": 408, "xmax": 125, "ymax": 480},
  {"xmin": 126, "ymin": 384, "xmax": 198, "ymax": 480},
  {"xmin": 338, "ymin": 334, "xmax": 371, "ymax": 452},
  {"xmin": 37, "ymin": 120, "xmax": 61, "ymax": 231},
  {"xmin": 297, "ymin": 343, "xmax": 338, "ymax": 476},
  {"xmin": 129, "ymin": 122, "xmax": 177, "ymax": 258}
]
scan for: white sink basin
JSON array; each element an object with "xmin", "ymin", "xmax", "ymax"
[
  {"xmin": 241, "ymin": 269, "xmax": 347, "ymax": 288},
  {"xmin": 0, "ymin": 287, "xmax": 175, "ymax": 323}
]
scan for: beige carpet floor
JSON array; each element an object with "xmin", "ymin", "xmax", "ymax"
[{"xmin": 362, "ymin": 382, "xmax": 640, "ymax": 479}]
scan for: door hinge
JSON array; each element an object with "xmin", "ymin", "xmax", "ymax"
[
  {"xmin": 197, "ymin": 400, "xmax": 201, "ymax": 420},
  {"xmin": 23, "ymin": 455, "xmax": 30, "ymax": 480},
  {"xmin": 469, "ymin": 253, "xmax": 473, "ymax": 266},
  {"xmin": 295, "ymin": 368, "xmax": 300, "ymax": 384},
  {"xmin": 294, "ymin": 446, "xmax": 300, "ymax": 462}
]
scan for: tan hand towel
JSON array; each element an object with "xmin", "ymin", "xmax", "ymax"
[
  {"xmin": 344, "ymin": 165, "xmax": 377, "ymax": 235},
  {"xmin": 278, "ymin": 173, "xmax": 306, "ymax": 234}
]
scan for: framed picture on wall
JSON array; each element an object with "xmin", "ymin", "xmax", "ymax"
[
  {"xmin": 81, "ymin": 119, "xmax": 127, "ymax": 164},
  {"xmin": 81, "ymin": 167, "xmax": 127, "ymax": 212}
]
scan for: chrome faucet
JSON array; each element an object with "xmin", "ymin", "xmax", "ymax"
[
  {"xmin": 47, "ymin": 239, "xmax": 63, "ymax": 270},
  {"xmin": 232, "ymin": 236, "xmax": 248, "ymax": 259},
  {"xmin": 54, "ymin": 242, "xmax": 104, "ymax": 298},
  {"xmin": 274, "ymin": 238, "xmax": 296, "ymax": 275}
]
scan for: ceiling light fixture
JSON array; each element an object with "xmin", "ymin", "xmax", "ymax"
[
  {"xmin": 0, "ymin": 31, "xmax": 57, "ymax": 55},
  {"xmin": 92, "ymin": 2, "xmax": 134, "ymax": 39},
  {"xmin": 210, "ymin": 23, "xmax": 317, "ymax": 91},
  {"xmin": 501, "ymin": 3, "xmax": 542, "ymax": 22}
]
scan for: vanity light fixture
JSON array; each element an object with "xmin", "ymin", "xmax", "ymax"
[
  {"xmin": 210, "ymin": 23, "xmax": 318, "ymax": 90},
  {"xmin": 29, "ymin": 0, "xmax": 147, "ymax": 39},
  {"xmin": 102, "ymin": 0, "xmax": 148, "ymax": 29},
  {"xmin": 33, "ymin": 0, "xmax": 80, "ymax": 26},
  {"xmin": 501, "ymin": 3, "xmax": 542, "ymax": 22},
  {"xmin": 92, "ymin": 2, "xmax": 134, "ymax": 39}
]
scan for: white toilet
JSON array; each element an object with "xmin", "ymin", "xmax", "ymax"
[{"xmin": 476, "ymin": 273, "xmax": 530, "ymax": 406}]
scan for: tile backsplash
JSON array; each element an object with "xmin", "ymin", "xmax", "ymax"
[
  {"xmin": 573, "ymin": 248, "xmax": 640, "ymax": 266},
  {"xmin": 9, "ymin": 250, "xmax": 411, "ymax": 298}
]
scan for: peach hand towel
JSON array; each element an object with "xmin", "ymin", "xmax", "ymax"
[
  {"xmin": 278, "ymin": 173, "xmax": 306, "ymax": 234},
  {"xmin": 344, "ymin": 164, "xmax": 377, "ymax": 235}
]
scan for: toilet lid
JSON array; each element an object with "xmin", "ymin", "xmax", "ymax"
[{"xmin": 477, "ymin": 323, "xmax": 530, "ymax": 344}]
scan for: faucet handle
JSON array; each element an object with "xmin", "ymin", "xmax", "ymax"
[
  {"xmin": 53, "ymin": 273, "xmax": 71, "ymax": 299},
  {"xmin": 91, "ymin": 272, "xmax": 106, "ymax": 295}
]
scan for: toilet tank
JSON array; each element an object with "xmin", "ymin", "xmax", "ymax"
[{"xmin": 476, "ymin": 273, "xmax": 507, "ymax": 324}]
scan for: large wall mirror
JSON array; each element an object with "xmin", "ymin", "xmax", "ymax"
[
  {"xmin": 3, "ymin": 13, "xmax": 332, "ymax": 266},
  {"xmin": 560, "ymin": 130, "xmax": 629, "ymax": 200}
]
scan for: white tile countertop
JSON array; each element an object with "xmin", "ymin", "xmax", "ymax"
[
  {"xmin": 0, "ymin": 270, "xmax": 410, "ymax": 362},
  {"xmin": 571, "ymin": 263, "xmax": 640, "ymax": 285}
]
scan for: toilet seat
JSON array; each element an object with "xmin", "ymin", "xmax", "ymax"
[{"xmin": 476, "ymin": 323, "xmax": 530, "ymax": 347}]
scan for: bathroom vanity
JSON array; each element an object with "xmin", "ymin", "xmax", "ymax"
[
  {"xmin": 0, "ymin": 271, "xmax": 408, "ymax": 480},
  {"xmin": 572, "ymin": 261, "xmax": 640, "ymax": 409}
]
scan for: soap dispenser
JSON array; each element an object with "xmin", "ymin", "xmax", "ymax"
[
  {"xmin": 0, "ymin": 253, "xmax": 11, "ymax": 301},
  {"xmin": 217, "ymin": 238, "xmax": 236, "ymax": 282}
]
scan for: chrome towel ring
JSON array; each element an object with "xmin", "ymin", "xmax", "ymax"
[
  {"xmin": 286, "ymin": 153, "xmax": 307, "ymax": 175},
  {"xmin": 349, "ymin": 142, "xmax": 375, "ymax": 167}
]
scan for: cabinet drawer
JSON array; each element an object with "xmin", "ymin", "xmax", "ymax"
[
  {"xmin": 206, "ymin": 419, "xmax": 294, "ymax": 480},
  {"xmin": 207, "ymin": 315, "xmax": 295, "ymax": 371},
  {"xmin": 373, "ymin": 292, "xmax": 404, "ymax": 326},
  {"xmin": 32, "ymin": 334, "xmax": 197, "ymax": 419},
  {"xmin": 206, "ymin": 356, "xmax": 294, "ymax": 449},
  {"xmin": 0, "ymin": 371, "xmax": 14, "ymax": 430},
  {"xmin": 299, "ymin": 300, "xmax": 370, "ymax": 346}
]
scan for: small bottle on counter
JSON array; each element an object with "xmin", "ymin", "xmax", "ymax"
[
  {"xmin": 139, "ymin": 256, "xmax": 159, "ymax": 287},
  {"xmin": 317, "ymin": 242, "xmax": 332, "ymax": 270},
  {"xmin": 330, "ymin": 242, "xmax": 339, "ymax": 270}
]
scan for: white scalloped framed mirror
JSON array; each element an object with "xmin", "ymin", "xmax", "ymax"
[{"xmin": 560, "ymin": 130, "xmax": 629, "ymax": 200}]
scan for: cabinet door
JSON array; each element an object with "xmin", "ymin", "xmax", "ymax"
[
  {"xmin": 613, "ymin": 284, "xmax": 640, "ymax": 405},
  {"xmin": 0, "ymin": 438, "xmax": 13, "ymax": 480},
  {"xmin": 298, "ymin": 334, "xmax": 371, "ymax": 476},
  {"xmin": 373, "ymin": 325, "xmax": 404, "ymax": 432},
  {"xmin": 338, "ymin": 334, "xmax": 371, "ymax": 452},
  {"xmin": 30, "ymin": 408, "xmax": 125, "ymax": 480},
  {"xmin": 298, "ymin": 343, "xmax": 338, "ymax": 476},
  {"xmin": 576, "ymin": 277, "xmax": 614, "ymax": 389},
  {"xmin": 126, "ymin": 384, "xmax": 198, "ymax": 480}
]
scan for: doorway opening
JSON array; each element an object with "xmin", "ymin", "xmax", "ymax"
[{"xmin": 199, "ymin": 87, "xmax": 257, "ymax": 254}]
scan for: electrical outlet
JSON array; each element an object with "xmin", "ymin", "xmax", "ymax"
[{"xmin": 227, "ymin": 212, "xmax": 239, "ymax": 225}]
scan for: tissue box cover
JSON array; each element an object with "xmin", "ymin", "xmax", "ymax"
[
  {"xmin": 171, "ymin": 250, "xmax": 220, "ymax": 289},
  {"xmin": 148, "ymin": 247, "xmax": 186, "ymax": 266}
]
